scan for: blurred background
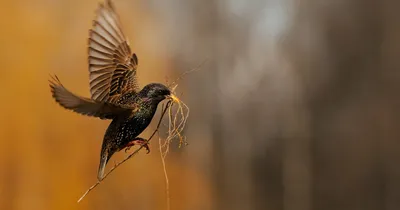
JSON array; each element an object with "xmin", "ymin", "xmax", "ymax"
[{"xmin": 1, "ymin": 0, "xmax": 400, "ymax": 209}]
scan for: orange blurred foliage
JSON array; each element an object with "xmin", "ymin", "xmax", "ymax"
[{"xmin": 0, "ymin": 1, "xmax": 211, "ymax": 209}]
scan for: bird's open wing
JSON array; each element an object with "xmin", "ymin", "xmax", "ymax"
[
  {"xmin": 50, "ymin": 75, "xmax": 128, "ymax": 119},
  {"xmin": 88, "ymin": 0, "xmax": 139, "ymax": 104}
]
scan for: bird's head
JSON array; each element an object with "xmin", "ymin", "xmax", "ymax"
[{"xmin": 140, "ymin": 83, "xmax": 171, "ymax": 104}]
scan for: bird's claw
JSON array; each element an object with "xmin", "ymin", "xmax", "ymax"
[
  {"xmin": 140, "ymin": 141, "xmax": 150, "ymax": 154},
  {"xmin": 144, "ymin": 145, "xmax": 150, "ymax": 154},
  {"xmin": 124, "ymin": 146, "xmax": 132, "ymax": 153},
  {"xmin": 123, "ymin": 139, "xmax": 150, "ymax": 154}
]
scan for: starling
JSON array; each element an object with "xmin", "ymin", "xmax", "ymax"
[{"xmin": 49, "ymin": 0, "xmax": 172, "ymax": 180}]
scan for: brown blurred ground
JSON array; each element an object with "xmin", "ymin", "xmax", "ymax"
[{"xmin": 1, "ymin": 0, "xmax": 400, "ymax": 210}]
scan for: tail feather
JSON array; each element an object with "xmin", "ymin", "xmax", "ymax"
[{"xmin": 97, "ymin": 153, "xmax": 109, "ymax": 181}]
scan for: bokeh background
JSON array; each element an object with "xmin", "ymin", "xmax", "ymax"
[{"xmin": 1, "ymin": 0, "xmax": 400, "ymax": 210}]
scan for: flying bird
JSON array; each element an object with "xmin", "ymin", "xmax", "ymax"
[{"xmin": 49, "ymin": 0, "xmax": 172, "ymax": 180}]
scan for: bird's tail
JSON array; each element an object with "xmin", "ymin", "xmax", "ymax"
[{"xmin": 97, "ymin": 152, "xmax": 109, "ymax": 181}]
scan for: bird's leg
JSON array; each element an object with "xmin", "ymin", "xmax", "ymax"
[{"xmin": 123, "ymin": 137, "xmax": 150, "ymax": 154}]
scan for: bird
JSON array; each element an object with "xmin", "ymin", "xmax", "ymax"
[{"xmin": 49, "ymin": 0, "xmax": 172, "ymax": 181}]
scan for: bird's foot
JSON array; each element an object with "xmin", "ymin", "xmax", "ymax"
[{"xmin": 124, "ymin": 137, "xmax": 150, "ymax": 154}]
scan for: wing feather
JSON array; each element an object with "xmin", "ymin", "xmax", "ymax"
[
  {"xmin": 88, "ymin": 0, "xmax": 139, "ymax": 104},
  {"xmin": 49, "ymin": 75, "xmax": 127, "ymax": 119}
]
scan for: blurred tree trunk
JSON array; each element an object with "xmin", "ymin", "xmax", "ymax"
[
  {"xmin": 151, "ymin": 0, "xmax": 400, "ymax": 210},
  {"xmin": 286, "ymin": 0, "xmax": 400, "ymax": 210},
  {"xmin": 381, "ymin": 1, "xmax": 400, "ymax": 209}
]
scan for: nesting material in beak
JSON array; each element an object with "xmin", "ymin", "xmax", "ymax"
[
  {"xmin": 160, "ymin": 88, "xmax": 189, "ymax": 158},
  {"xmin": 167, "ymin": 94, "xmax": 180, "ymax": 103}
]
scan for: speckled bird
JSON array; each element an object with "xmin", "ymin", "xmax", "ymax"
[{"xmin": 49, "ymin": 0, "xmax": 172, "ymax": 180}]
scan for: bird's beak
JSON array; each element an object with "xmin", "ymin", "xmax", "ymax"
[{"xmin": 166, "ymin": 94, "xmax": 180, "ymax": 103}]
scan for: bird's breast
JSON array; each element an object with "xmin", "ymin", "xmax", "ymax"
[
  {"xmin": 127, "ymin": 105, "xmax": 157, "ymax": 130},
  {"xmin": 104, "ymin": 103, "xmax": 158, "ymax": 149}
]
